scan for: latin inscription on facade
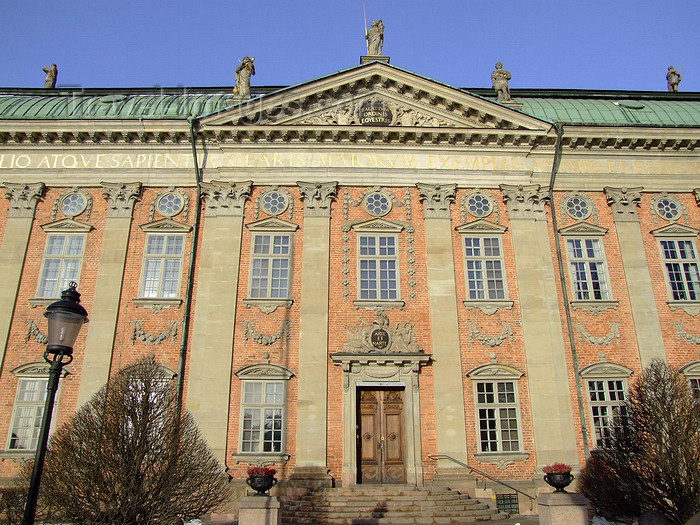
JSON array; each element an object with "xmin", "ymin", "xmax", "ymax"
[{"xmin": 359, "ymin": 99, "xmax": 392, "ymax": 126}]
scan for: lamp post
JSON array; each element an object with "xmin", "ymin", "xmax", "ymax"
[{"xmin": 21, "ymin": 282, "xmax": 88, "ymax": 525}]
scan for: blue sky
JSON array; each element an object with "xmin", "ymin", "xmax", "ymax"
[{"xmin": 1, "ymin": 0, "xmax": 698, "ymax": 92}]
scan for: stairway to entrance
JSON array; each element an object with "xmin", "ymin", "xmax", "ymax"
[{"xmin": 280, "ymin": 484, "xmax": 511, "ymax": 525}]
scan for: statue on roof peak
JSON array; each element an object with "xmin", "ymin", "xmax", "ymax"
[
  {"xmin": 667, "ymin": 66, "xmax": 681, "ymax": 92},
  {"xmin": 491, "ymin": 62, "xmax": 512, "ymax": 103},
  {"xmin": 233, "ymin": 56, "xmax": 255, "ymax": 99},
  {"xmin": 366, "ymin": 20, "xmax": 384, "ymax": 56},
  {"xmin": 42, "ymin": 63, "xmax": 57, "ymax": 89}
]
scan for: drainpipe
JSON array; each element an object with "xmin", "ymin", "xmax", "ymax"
[
  {"xmin": 547, "ymin": 123, "xmax": 591, "ymax": 459},
  {"xmin": 176, "ymin": 116, "xmax": 203, "ymax": 413}
]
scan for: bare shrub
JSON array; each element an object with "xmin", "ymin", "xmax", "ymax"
[
  {"xmin": 579, "ymin": 360, "xmax": 700, "ymax": 524},
  {"xmin": 34, "ymin": 356, "xmax": 230, "ymax": 524}
]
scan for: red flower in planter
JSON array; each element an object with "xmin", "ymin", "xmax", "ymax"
[
  {"xmin": 543, "ymin": 463, "xmax": 572, "ymax": 475},
  {"xmin": 247, "ymin": 466, "xmax": 277, "ymax": 478}
]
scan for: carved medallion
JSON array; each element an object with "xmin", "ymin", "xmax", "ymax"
[{"xmin": 371, "ymin": 328, "xmax": 389, "ymax": 350}]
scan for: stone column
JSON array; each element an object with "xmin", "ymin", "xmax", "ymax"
[
  {"xmin": 186, "ymin": 180, "xmax": 251, "ymax": 466},
  {"xmin": 417, "ymin": 183, "xmax": 470, "ymax": 482},
  {"xmin": 537, "ymin": 492, "xmax": 589, "ymax": 525},
  {"xmin": 290, "ymin": 181, "xmax": 337, "ymax": 488},
  {"xmin": 604, "ymin": 187, "xmax": 666, "ymax": 367},
  {"xmin": 76, "ymin": 182, "xmax": 141, "ymax": 407},
  {"xmin": 500, "ymin": 184, "xmax": 579, "ymax": 469},
  {"xmin": 0, "ymin": 183, "xmax": 44, "ymax": 375}
]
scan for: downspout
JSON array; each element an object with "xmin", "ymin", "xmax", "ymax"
[
  {"xmin": 547, "ymin": 122, "xmax": 591, "ymax": 459},
  {"xmin": 176, "ymin": 116, "xmax": 203, "ymax": 413}
]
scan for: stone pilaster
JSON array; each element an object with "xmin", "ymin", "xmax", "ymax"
[
  {"xmin": 0, "ymin": 182, "xmax": 44, "ymax": 375},
  {"xmin": 604, "ymin": 187, "xmax": 666, "ymax": 367},
  {"xmin": 290, "ymin": 181, "xmax": 336, "ymax": 487},
  {"xmin": 77, "ymin": 182, "xmax": 141, "ymax": 407},
  {"xmin": 186, "ymin": 180, "xmax": 251, "ymax": 466},
  {"xmin": 500, "ymin": 183, "xmax": 579, "ymax": 469},
  {"xmin": 417, "ymin": 183, "xmax": 470, "ymax": 478}
]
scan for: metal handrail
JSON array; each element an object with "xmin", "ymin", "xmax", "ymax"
[{"xmin": 428, "ymin": 454, "xmax": 536, "ymax": 503}]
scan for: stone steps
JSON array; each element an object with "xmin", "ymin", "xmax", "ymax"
[{"xmin": 280, "ymin": 485, "xmax": 510, "ymax": 525}]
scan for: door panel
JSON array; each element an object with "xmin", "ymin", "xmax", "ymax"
[{"xmin": 358, "ymin": 388, "xmax": 406, "ymax": 484}]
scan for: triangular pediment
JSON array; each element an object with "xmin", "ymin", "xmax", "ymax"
[
  {"xmin": 558, "ymin": 222, "xmax": 608, "ymax": 236},
  {"xmin": 455, "ymin": 219, "xmax": 507, "ymax": 234},
  {"xmin": 140, "ymin": 218, "xmax": 192, "ymax": 232},
  {"xmin": 651, "ymin": 223, "xmax": 699, "ymax": 237},
  {"xmin": 352, "ymin": 217, "xmax": 404, "ymax": 233},
  {"xmin": 246, "ymin": 217, "xmax": 299, "ymax": 231},
  {"xmin": 201, "ymin": 62, "xmax": 551, "ymax": 132},
  {"xmin": 41, "ymin": 218, "xmax": 93, "ymax": 233}
]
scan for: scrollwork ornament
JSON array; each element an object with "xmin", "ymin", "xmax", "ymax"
[
  {"xmin": 467, "ymin": 323, "xmax": 514, "ymax": 348},
  {"xmin": 4, "ymin": 182, "xmax": 44, "ymax": 218},
  {"xmin": 131, "ymin": 320, "xmax": 179, "ymax": 346},
  {"xmin": 102, "ymin": 182, "xmax": 141, "ymax": 218},
  {"xmin": 242, "ymin": 321, "xmax": 291, "ymax": 346},
  {"xmin": 416, "ymin": 183, "xmax": 456, "ymax": 219},
  {"xmin": 25, "ymin": 319, "xmax": 48, "ymax": 345},
  {"xmin": 297, "ymin": 181, "xmax": 338, "ymax": 217},
  {"xmin": 576, "ymin": 323, "xmax": 620, "ymax": 346},
  {"xmin": 604, "ymin": 187, "xmax": 642, "ymax": 220},
  {"xmin": 674, "ymin": 322, "xmax": 700, "ymax": 345},
  {"xmin": 500, "ymin": 184, "xmax": 549, "ymax": 219}
]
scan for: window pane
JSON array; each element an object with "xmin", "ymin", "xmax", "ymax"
[
  {"xmin": 568, "ymin": 238, "xmax": 610, "ymax": 301},
  {"xmin": 9, "ymin": 378, "xmax": 48, "ymax": 450},
  {"xmin": 241, "ymin": 381, "xmax": 285, "ymax": 455},
  {"xmin": 464, "ymin": 237, "xmax": 505, "ymax": 300},
  {"xmin": 475, "ymin": 381, "xmax": 520, "ymax": 453}
]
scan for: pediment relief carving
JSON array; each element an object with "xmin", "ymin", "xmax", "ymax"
[
  {"xmin": 201, "ymin": 63, "xmax": 549, "ymax": 132},
  {"xmin": 455, "ymin": 219, "xmax": 507, "ymax": 234},
  {"xmin": 352, "ymin": 217, "xmax": 404, "ymax": 233},
  {"xmin": 651, "ymin": 223, "xmax": 699, "ymax": 238},
  {"xmin": 140, "ymin": 218, "xmax": 192, "ymax": 232},
  {"xmin": 466, "ymin": 363, "xmax": 524, "ymax": 379},
  {"xmin": 558, "ymin": 222, "xmax": 608, "ymax": 236},
  {"xmin": 246, "ymin": 217, "xmax": 298, "ymax": 232},
  {"xmin": 41, "ymin": 218, "xmax": 93, "ymax": 233},
  {"xmin": 235, "ymin": 363, "xmax": 294, "ymax": 380},
  {"xmin": 680, "ymin": 361, "xmax": 700, "ymax": 376},
  {"xmin": 579, "ymin": 362, "xmax": 633, "ymax": 378},
  {"xmin": 342, "ymin": 310, "xmax": 423, "ymax": 354}
]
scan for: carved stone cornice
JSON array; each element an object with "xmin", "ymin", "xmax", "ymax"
[
  {"xmin": 416, "ymin": 183, "xmax": 456, "ymax": 219},
  {"xmin": 500, "ymin": 184, "xmax": 548, "ymax": 220},
  {"xmin": 200, "ymin": 180, "xmax": 252, "ymax": 217},
  {"xmin": 101, "ymin": 181, "xmax": 141, "ymax": 218},
  {"xmin": 297, "ymin": 181, "xmax": 338, "ymax": 217},
  {"xmin": 604, "ymin": 186, "xmax": 643, "ymax": 221},
  {"xmin": 3, "ymin": 182, "xmax": 44, "ymax": 218}
]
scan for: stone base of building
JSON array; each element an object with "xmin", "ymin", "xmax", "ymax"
[
  {"xmin": 287, "ymin": 466, "xmax": 334, "ymax": 490},
  {"xmin": 537, "ymin": 492, "xmax": 589, "ymax": 525},
  {"xmin": 430, "ymin": 466, "xmax": 474, "ymax": 494}
]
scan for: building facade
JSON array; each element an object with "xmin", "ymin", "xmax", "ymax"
[{"xmin": 0, "ymin": 60, "xmax": 699, "ymax": 512}]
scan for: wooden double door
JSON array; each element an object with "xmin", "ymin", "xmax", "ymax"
[{"xmin": 357, "ymin": 388, "xmax": 406, "ymax": 484}]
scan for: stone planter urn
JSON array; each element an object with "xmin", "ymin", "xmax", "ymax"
[
  {"xmin": 246, "ymin": 475, "xmax": 277, "ymax": 496},
  {"xmin": 542, "ymin": 463, "xmax": 574, "ymax": 493}
]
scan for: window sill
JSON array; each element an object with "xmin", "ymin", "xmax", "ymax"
[
  {"xmin": 243, "ymin": 298, "xmax": 294, "ymax": 314},
  {"xmin": 569, "ymin": 300, "xmax": 618, "ymax": 315},
  {"xmin": 0, "ymin": 450, "xmax": 35, "ymax": 460},
  {"xmin": 232, "ymin": 452, "xmax": 290, "ymax": 464},
  {"xmin": 353, "ymin": 299, "xmax": 405, "ymax": 310},
  {"xmin": 28, "ymin": 297, "xmax": 57, "ymax": 308},
  {"xmin": 474, "ymin": 452, "xmax": 529, "ymax": 469},
  {"xmin": 133, "ymin": 297, "xmax": 183, "ymax": 313},
  {"xmin": 463, "ymin": 300, "xmax": 513, "ymax": 315},
  {"xmin": 668, "ymin": 301, "xmax": 700, "ymax": 316}
]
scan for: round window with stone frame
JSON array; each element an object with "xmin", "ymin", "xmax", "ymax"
[
  {"xmin": 655, "ymin": 196, "xmax": 681, "ymax": 221},
  {"xmin": 363, "ymin": 191, "xmax": 392, "ymax": 217},
  {"xmin": 156, "ymin": 192, "xmax": 185, "ymax": 217},
  {"xmin": 261, "ymin": 190, "xmax": 289, "ymax": 216},
  {"xmin": 465, "ymin": 192, "xmax": 494, "ymax": 218},
  {"xmin": 564, "ymin": 195, "xmax": 592, "ymax": 221},
  {"xmin": 59, "ymin": 192, "xmax": 88, "ymax": 218}
]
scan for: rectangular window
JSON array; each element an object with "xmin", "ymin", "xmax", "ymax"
[
  {"xmin": 358, "ymin": 235, "xmax": 398, "ymax": 300},
  {"xmin": 689, "ymin": 378, "xmax": 700, "ymax": 401},
  {"xmin": 463, "ymin": 237, "xmax": 506, "ymax": 300},
  {"xmin": 240, "ymin": 380, "xmax": 285, "ymax": 453},
  {"xmin": 140, "ymin": 234, "xmax": 184, "ymax": 298},
  {"xmin": 249, "ymin": 234, "xmax": 291, "ymax": 299},
  {"xmin": 588, "ymin": 379, "xmax": 627, "ymax": 448},
  {"xmin": 475, "ymin": 381, "xmax": 521, "ymax": 452},
  {"xmin": 37, "ymin": 234, "xmax": 85, "ymax": 297},
  {"xmin": 660, "ymin": 239, "xmax": 700, "ymax": 301},
  {"xmin": 7, "ymin": 378, "xmax": 48, "ymax": 450},
  {"xmin": 567, "ymin": 238, "xmax": 611, "ymax": 300}
]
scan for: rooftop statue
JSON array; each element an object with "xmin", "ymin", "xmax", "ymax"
[
  {"xmin": 42, "ymin": 63, "xmax": 57, "ymax": 89},
  {"xmin": 491, "ymin": 62, "xmax": 512, "ymax": 102},
  {"xmin": 233, "ymin": 56, "xmax": 255, "ymax": 99},
  {"xmin": 366, "ymin": 19, "xmax": 384, "ymax": 56},
  {"xmin": 667, "ymin": 66, "xmax": 681, "ymax": 92}
]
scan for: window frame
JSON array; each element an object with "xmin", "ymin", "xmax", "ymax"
[
  {"xmin": 565, "ymin": 237, "xmax": 613, "ymax": 301},
  {"xmin": 352, "ymin": 219, "xmax": 405, "ymax": 310},
  {"xmin": 139, "ymin": 233, "xmax": 186, "ymax": 299},
  {"xmin": 651, "ymin": 224, "xmax": 700, "ymax": 313},
  {"xmin": 234, "ymin": 360, "xmax": 293, "ymax": 464},
  {"xmin": 579, "ymin": 362, "xmax": 633, "ymax": 449}
]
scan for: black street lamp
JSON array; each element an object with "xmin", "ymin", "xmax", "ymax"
[{"xmin": 21, "ymin": 282, "xmax": 88, "ymax": 525}]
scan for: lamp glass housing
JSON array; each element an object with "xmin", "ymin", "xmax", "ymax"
[{"xmin": 45, "ymin": 309, "xmax": 87, "ymax": 353}]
